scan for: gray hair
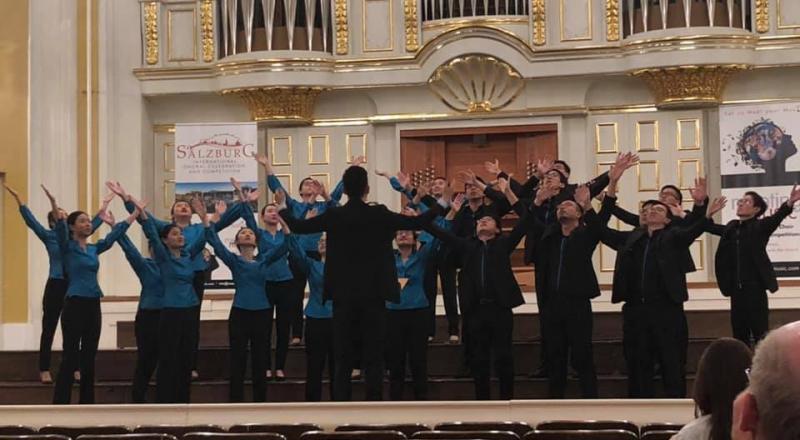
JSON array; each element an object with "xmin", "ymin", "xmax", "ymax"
[{"xmin": 748, "ymin": 327, "xmax": 800, "ymax": 440}]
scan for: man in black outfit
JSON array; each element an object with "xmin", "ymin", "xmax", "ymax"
[
  {"xmin": 706, "ymin": 186, "xmax": 800, "ymax": 346},
  {"xmin": 426, "ymin": 178, "xmax": 528, "ymax": 400},
  {"xmin": 529, "ymin": 156, "xmax": 634, "ymax": 398},
  {"xmin": 279, "ymin": 165, "xmax": 446, "ymax": 401},
  {"xmin": 602, "ymin": 177, "xmax": 709, "ymax": 398}
]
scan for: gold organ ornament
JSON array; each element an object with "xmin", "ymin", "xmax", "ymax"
[
  {"xmin": 428, "ymin": 55, "xmax": 524, "ymax": 113},
  {"xmin": 222, "ymin": 87, "xmax": 325, "ymax": 124},
  {"xmin": 605, "ymin": 0, "xmax": 620, "ymax": 42},
  {"xmin": 531, "ymin": 0, "xmax": 546, "ymax": 46},
  {"xmin": 144, "ymin": 1, "xmax": 159, "ymax": 65},
  {"xmin": 755, "ymin": 0, "xmax": 769, "ymax": 33},
  {"xmin": 404, "ymin": 0, "xmax": 419, "ymax": 52},
  {"xmin": 200, "ymin": 0, "xmax": 215, "ymax": 62},
  {"xmin": 335, "ymin": 0, "xmax": 349, "ymax": 55},
  {"xmin": 631, "ymin": 65, "xmax": 750, "ymax": 109}
]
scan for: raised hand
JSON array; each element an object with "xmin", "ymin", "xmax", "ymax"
[
  {"xmin": 230, "ymin": 177, "xmax": 243, "ymax": 199},
  {"xmin": 667, "ymin": 203, "xmax": 686, "ymax": 219},
  {"xmin": 609, "ymin": 152, "xmax": 638, "ymax": 182},
  {"xmin": 105, "ymin": 181, "xmax": 129, "ymax": 200},
  {"xmin": 690, "ymin": 177, "xmax": 708, "ymax": 205},
  {"xmin": 788, "ymin": 184, "xmax": 800, "ymax": 206},
  {"xmin": 707, "ymin": 196, "xmax": 728, "ymax": 218},
  {"xmin": 99, "ymin": 210, "xmax": 116, "ymax": 226},
  {"xmin": 3, "ymin": 184, "xmax": 22, "ymax": 205},
  {"xmin": 497, "ymin": 176, "xmax": 510, "ymax": 195},
  {"xmin": 451, "ymin": 193, "xmax": 465, "ymax": 212},
  {"xmin": 41, "ymin": 184, "xmax": 56, "ymax": 205},
  {"xmin": 534, "ymin": 185, "xmax": 557, "ymax": 206},
  {"xmin": 458, "ymin": 169, "xmax": 478, "ymax": 186},
  {"xmin": 484, "ymin": 159, "xmax": 501, "ymax": 175},
  {"xmin": 401, "ymin": 207, "xmax": 418, "ymax": 217},
  {"xmin": 574, "ymin": 185, "xmax": 591, "ymax": 211},
  {"xmin": 255, "ymin": 153, "xmax": 273, "ymax": 174},
  {"xmin": 133, "ymin": 198, "xmax": 149, "ymax": 221},
  {"xmin": 246, "ymin": 189, "xmax": 260, "ymax": 203},
  {"xmin": 416, "ymin": 181, "xmax": 431, "ymax": 199},
  {"xmin": 315, "ymin": 180, "xmax": 330, "ymax": 201},
  {"xmin": 396, "ymin": 171, "xmax": 411, "ymax": 189},
  {"xmin": 190, "ymin": 196, "xmax": 207, "ymax": 217},
  {"xmin": 351, "ymin": 155, "xmax": 367, "ymax": 167},
  {"xmin": 375, "ymin": 170, "xmax": 390, "ymax": 179},
  {"xmin": 305, "ymin": 207, "xmax": 318, "ymax": 219},
  {"xmin": 535, "ymin": 159, "xmax": 554, "ymax": 178},
  {"xmin": 126, "ymin": 205, "xmax": 142, "ymax": 224},
  {"xmin": 442, "ymin": 179, "xmax": 456, "ymax": 204}
]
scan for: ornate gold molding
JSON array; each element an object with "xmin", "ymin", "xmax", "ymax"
[
  {"xmin": 143, "ymin": 1, "xmax": 159, "ymax": 65},
  {"xmin": 335, "ymin": 0, "xmax": 348, "ymax": 55},
  {"xmin": 531, "ymin": 0, "xmax": 546, "ymax": 46},
  {"xmin": 755, "ymin": 0, "xmax": 769, "ymax": 33},
  {"xmin": 428, "ymin": 55, "xmax": 524, "ymax": 112},
  {"xmin": 200, "ymin": 0, "xmax": 214, "ymax": 62},
  {"xmin": 631, "ymin": 65, "xmax": 750, "ymax": 109},
  {"xmin": 403, "ymin": 0, "xmax": 419, "ymax": 52},
  {"xmin": 605, "ymin": 0, "xmax": 620, "ymax": 42},
  {"xmin": 222, "ymin": 87, "xmax": 324, "ymax": 124}
]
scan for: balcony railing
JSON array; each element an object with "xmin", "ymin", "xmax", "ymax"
[
  {"xmin": 623, "ymin": 0, "xmax": 752, "ymax": 38},
  {"xmin": 219, "ymin": 0, "xmax": 333, "ymax": 55},
  {"xmin": 421, "ymin": 0, "xmax": 529, "ymax": 22}
]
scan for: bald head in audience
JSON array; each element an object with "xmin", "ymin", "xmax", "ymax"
[{"xmin": 731, "ymin": 321, "xmax": 800, "ymax": 440}]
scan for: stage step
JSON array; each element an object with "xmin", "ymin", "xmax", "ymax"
[
  {"xmin": 117, "ymin": 309, "xmax": 800, "ymax": 348},
  {"xmin": 0, "ymin": 375, "xmax": 696, "ymax": 404}
]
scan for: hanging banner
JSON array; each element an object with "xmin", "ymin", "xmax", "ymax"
[
  {"xmin": 719, "ymin": 102, "xmax": 800, "ymax": 278},
  {"xmin": 175, "ymin": 123, "xmax": 259, "ymax": 288}
]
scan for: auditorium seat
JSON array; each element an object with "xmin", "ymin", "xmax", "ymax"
[
  {"xmin": 639, "ymin": 424, "xmax": 683, "ymax": 435},
  {"xmin": 39, "ymin": 427, "xmax": 131, "ymax": 438},
  {"xmin": 523, "ymin": 430, "xmax": 638, "ymax": 440},
  {"xmin": 0, "ymin": 435, "xmax": 71, "ymax": 440},
  {"xmin": 0, "ymin": 427, "xmax": 36, "ymax": 435},
  {"xmin": 300, "ymin": 431, "xmax": 407, "ymax": 440},
  {"xmin": 536, "ymin": 421, "xmax": 638, "ymax": 435},
  {"xmin": 434, "ymin": 422, "xmax": 532, "ymax": 437},
  {"xmin": 133, "ymin": 426, "xmax": 224, "ymax": 437},
  {"xmin": 77, "ymin": 435, "xmax": 178, "ymax": 440},
  {"xmin": 184, "ymin": 433, "xmax": 286, "ymax": 440},
  {"xmin": 336, "ymin": 425, "xmax": 430, "ymax": 437},
  {"xmin": 411, "ymin": 431, "xmax": 519, "ymax": 440},
  {"xmin": 640, "ymin": 431, "xmax": 679, "ymax": 440},
  {"xmin": 227, "ymin": 424, "xmax": 321, "ymax": 440}
]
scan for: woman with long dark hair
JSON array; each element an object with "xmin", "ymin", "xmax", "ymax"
[
  {"xmin": 49, "ymin": 188, "xmax": 139, "ymax": 404},
  {"xmin": 673, "ymin": 337, "xmax": 753, "ymax": 440},
  {"xmin": 4, "ymin": 184, "xmax": 108, "ymax": 384}
]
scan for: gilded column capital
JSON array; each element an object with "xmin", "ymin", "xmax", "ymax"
[
  {"xmin": 755, "ymin": 0, "xmax": 769, "ymax": 33},
  {"xmin": 606, "ymin": 0, "xmax": 620, "ymax": 42},
  {"xmin": 631, "ymin": 65, "xmax": 750, "ymax": 109},
  {"xmin": 531, "ymin": 0, "xmax": 546, "ymax": 46},
  {"xmin": 143, "ymin": 1, "xmax": 159, "ymax": 65},
  {"xmin": 404, "ymin": 0, "xmax": 419, "ymax": 52},
  {"xmin": 222, "ymin": 87, "xmax": 325, "ymax": 124},
  {"xmin": 335, "ymin": 0, "xmax": 349, "ymax": 55},
  {"xmin": 200, "ymin": 0, "xmax": 215, "ymax": 62}
]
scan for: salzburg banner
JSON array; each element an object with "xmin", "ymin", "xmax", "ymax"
[
  {"xmin": 719, "ymin": 102, "xmax": 800, "ymax": 278},
  {"xmin": 175, "ymin": 123, "xmax": 259, "ymax": 288}
]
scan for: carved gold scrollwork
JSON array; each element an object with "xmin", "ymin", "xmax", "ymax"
[
  {"xmin": 755, "ymin": 0, "xmax": 769, "ymax": 33},
  {"xmin": 606, "ymin": 0, "xmax": 620, "ymax": 42},
  {"xmin": 531, "ymin": 0, "xmax": 546, "ymax": 46},
  {"xmin": 200, "ymin": 0, "xmax": 215, "ymax": 62},
  {"xmin": 404, "ymin": 0, "xmax": 419, "ymax": 52},
  {"xmin": 144, "ymin": 2, "xmax": 159, "ymax": 65},
  {"xmin": 222, "ymin": 87, "xmax": 324, "ymax": 124},
  {"xmin": 334, "ymin": 0, "xmax": 348, "ymax": 55},
  {"xmin": 631, "ymin": 65, "xmax": 750, "ymax": 109},
  {"xmin": 428, "ymin": 55, "xmax": 524, "ymax": 112}
]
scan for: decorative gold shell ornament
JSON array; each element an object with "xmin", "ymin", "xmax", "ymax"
[{"xmin": 428, "ymin": 55, "xmax": 524, "ymax": 113}]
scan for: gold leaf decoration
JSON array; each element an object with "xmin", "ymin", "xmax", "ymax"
[
  {"xmin": 428, "ymin": 55, "xmax": 524, "ymax": 113},
  {"xmin": 222, "ymin": 87, "xmax": 325, "ymax": 124},
  {"xmin": 200, "ymin": 0, "xmax": 215, "ymax": 62},
  {"xmin": 631, "ymin": 65, "xmax": 750, "ymax": 109},
  {"xmin": 144, "ymin": 1, "xmax": 159, "ymax": 65}
]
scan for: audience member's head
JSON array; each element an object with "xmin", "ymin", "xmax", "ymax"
[
  {"xmin": 343, "ymin": 165, "xmax": 369, "ymax": 200},
  {"xmin": 692, "ymin": 338, "xmax": 752, "ymax": 440},
  {"xmin": 732, "ymin": 321, "xmax": 800, "ymax": 440}
]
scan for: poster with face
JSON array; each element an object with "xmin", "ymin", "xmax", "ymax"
[{"xmin": 719, "ymin": 103, "xmax": 800, "ymax": 278}]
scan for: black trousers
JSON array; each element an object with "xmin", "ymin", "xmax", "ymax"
[
  {"xmin": 424, "ymin": 249, "xmax": 460, "ymax": 337},
  {"xmin": 305, "ymin": 316, "xmax": 334, "ymax": 401},
  {"xmin": 543, "ymin": 299, "xmax": 597, "ymax": 399},
  {"xmin": 229, "ymin": 307, "xmax": 272, "ymax": 402},
  {"xmin": 53, "ymin": 296, "xmax": 101, "ymax": 404},
  {"xmin": 623, "ymin": 301, "xmax": 686, "ymax": 398},
  {"xmin": 332, "ymin": 300, "xmax": 387, "ymax": 401},
  {"xmin": 730, "ymin": 285, "xmax": 769, "ymax": 347},
  {"xmin": 267, "ymin": 279, "xmax": 296, "ymax": 370},
  {"xmin": 40, "ymin": 277, "xmax": 68, "ymax": 372},
  {"xmin": 288, "ymin": 255, "xmax": 315, "ymax": 341},
  {"xmin": 157, "ymin": 307, "xmax": 197, "ymax": 403},
  {"xmin": 132, "ymin": 308, "xmax": 161, "ymax": 403},
  {"xmin": 468, "ymin": 302, "xmax": 514, "ymax": 400},
  {"xmin": 191, "ymin": 271, "xmax": 206, "ymax": 371},
  {"xmin": 386, "ymin": 308, "xmax": 429, "ymax": 400}
]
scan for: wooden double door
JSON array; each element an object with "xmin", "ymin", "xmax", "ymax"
[{"xmin": 400, "ymin": 124, "xmax": 558, "ymax": 189}]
